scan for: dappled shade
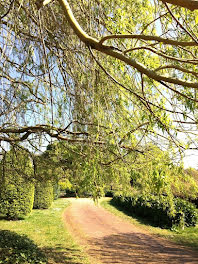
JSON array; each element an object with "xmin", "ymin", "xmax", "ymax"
[{"xmin": 0, "ymin": 230, "xmax": 47, "ymax": 263}]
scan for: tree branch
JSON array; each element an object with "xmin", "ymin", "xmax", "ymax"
[
  {"xmin": 161, "ymin": 0, "xmax": 198, "ymax": 11},
  {"xmin": 56, "ymin": 0, "xmax": 198, "ymax": 88},
  {"xmin": 0, "ymin": 0, "xmax": 15, "ymax": 20},
  {"xmin": 124, "ymin": 46, "xmax": 198, "ymax": 65},
  {"xmin": 99, "ymin": 34, "xmax": 197, "ymax": 47},
  {"xmin": 155, "ymin": 64, "xmax": 198, "ymax": 77},
  {"xmin": 163, "ymin": 2, "xmax": 198, "ymax": 44}
]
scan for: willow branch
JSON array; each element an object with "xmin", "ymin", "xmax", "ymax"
[
  {"xmin": 164, "ymin": 2, "xmax": 198, "ymax": 44},
  {"xmin": 0, "ymin": 125, "xmax": 145, "ymax": 152},
  {"xmin": 54, "ymin": 0, "xmax": 198, "ymax": 88},
  {"xmin": 99, "ymin": 34, "xmax": 197, "ymax": 47},
  {"xmin": 155, "ymin": 65, "xmax": 198, "ymax": 77},
  {"xmin": 0, "ymin": 125, "xmax": 88, "ymax": 135},
  {"xmin": 0, "ymin": 0, "xmax": 15, "ymax": 20},
  {"xmin": 0, "ymin": 125, "xmax": 91, "ymax": 143},
  {"xmin": 124, "ymin": 46, "xmax": 198, "ymax": 65}
]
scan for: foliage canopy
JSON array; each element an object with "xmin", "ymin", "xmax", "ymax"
[
  {"xmin": 0, "ymin": 0, "xmax": 198, "ymax": 148},
  {"xmin": 1, "ymin": 0, "xmax": 198, "ymax": 196}
]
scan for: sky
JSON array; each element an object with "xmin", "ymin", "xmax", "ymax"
[{"xmin": 183, "ymin": 149, "xmax": 198, "ymax": 169}]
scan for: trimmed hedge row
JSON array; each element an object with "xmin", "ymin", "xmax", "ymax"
[
  {"xmin": 33, "ymin": 181, "xmax": 54, "ymax": 209},
  {"xmin": 112, "ymin": 195, "xmax": 197, "ymax": 228},
  {"xmin": 0, "ymin": 182, "xmax": 34, "ymax": 220},
  {"xmin": 0, "ymin": 148, "xmax": 58, "ymax": 219},
  {"xmin": 0, "ymin": 149, "xmax": 34, "ymax": 219}
]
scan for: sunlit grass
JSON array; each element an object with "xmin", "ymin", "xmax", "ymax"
[
  {"xmin": 0, "ymin": 198, "xmax": 90, "ymax": 264},
  {"xmin": 100, "ymin": 198, "xmax": 198, "ymax": 250}
]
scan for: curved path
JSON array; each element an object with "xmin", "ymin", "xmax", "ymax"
[{"xmin": 63, "ymin": 198, "xmax": 198, "ymax": 264}]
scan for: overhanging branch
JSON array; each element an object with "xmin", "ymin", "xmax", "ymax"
[
  {"xmin": 99, "ymin": 34, "xmax": 197, "ymax": 47},
  {"xmin": 56, "ymin": 0, "xmax": 198, "ymax": 88}
]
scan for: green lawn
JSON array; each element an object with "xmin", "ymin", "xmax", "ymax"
[
  {"xmin": 0, "ymin": 198, "xmax": 90, "ymax": 264},
  {"xmin": 100, "ymin": 198, "xmax": 198, "ymax": 250}
]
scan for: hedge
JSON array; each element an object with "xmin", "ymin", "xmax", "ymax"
[
  {"xmin": 0, "ymin": 230, "xmax": 47, "ymax": 264},
  {"xmin": 174, "ymin": 198, "xmax": 198, "ymax": 227},
  {"xmin": 0, "ymin": 149, "xmax": 34, "ymax": 219},
  {"xmin": 33, "ymin": 180, "xmax": 54, "ymax": 209},
  {"xmin": 0, "ymin": 182, "xmax": 34, "ymax": 220},
  {"xmin": 112, "ymin": 195, "xmax": 197, "ymax": 228}
]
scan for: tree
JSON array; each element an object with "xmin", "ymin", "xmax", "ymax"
[
  {"xmin": 39, "ymin": 141, "xmax": 132, "ymax": 199},
  {"xmin": 129, "ymin": 144, "xmax": 198, "ymax": 199}
]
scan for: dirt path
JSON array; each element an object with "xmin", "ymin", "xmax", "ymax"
[{"xmin": 63, "ymin": 198, "xmax": 198, "ymax": 264}]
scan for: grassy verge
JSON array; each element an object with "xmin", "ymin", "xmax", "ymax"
[
  {"xmin": 0, "ymin": 198, "xmax": 90, "ymax": 264},
  {"xmin": 100, "ymin": 198, "xmax": 198, "ymax": 250}
]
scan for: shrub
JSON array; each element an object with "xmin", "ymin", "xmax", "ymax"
[
  {"xmin": 112, "ymin": 195, "xmax": 198, "ymax": 228},
  {"xmin": 33, "ymin": 180, "xmax": 54, "ymax": 209},
  {"xmin": 0, "ymin": 148, "xmax": 34, "ymax": 219},
  {"xmin": 0, "ymin": 183, "xmax": 34, "ymax": 220},
  {"xmin": 0, "ymin": 230, "xmax": 47, "ymax": 264},
  {"xmin": 174, "ymin": 198, "xmax": 198, "ymax": 227}
]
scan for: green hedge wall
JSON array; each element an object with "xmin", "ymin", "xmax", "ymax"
[
  {"xmin": 0, "ymin": 182, "xmax": 34, "ymax": 219},
  {"xmin": 112, "ymin": 195, "xmax": 197, "ymax": 228},
  {"xmin": 0, "ymin": 148, "xmax": 34, "ymax": 219},
  {"xmin": 33, "ymin": 180, "xmax": 54, "ymax": 209}
]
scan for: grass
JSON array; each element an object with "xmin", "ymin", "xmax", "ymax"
[
  {"xmin": 0, "ymin": 198, "xmax": 90, "ymax": 264},
  {"xmin": 100, "ymin": 197, "xmax": 198, "ymax": 250}
]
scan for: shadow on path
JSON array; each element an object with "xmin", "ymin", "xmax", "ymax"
[
  {"xmin": 88, "ymin": 231, "xmax": 198, "ymax": 264},
  {"xmin": 64, "ymin": 198, "xmax": 198, "ymax": 264}
]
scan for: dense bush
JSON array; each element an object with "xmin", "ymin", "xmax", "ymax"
[
  {"xmin": 33, "ymin": 180, "xmax": 54, "ymax": 209},
  {"xmin": 0, "ymin": 148, "xmax": 34, "ymax": 219},
  {"xmin": 0, "ymin": 230, "xmax": 47, "ymax": 264},
  {"xmin": 112, "ymin": 195, "xmax": 198, "ymax": 228},
  {"xmin": 0, "ymin": 183, "xmax": 34, "ymax": 220},
  {"xmin": 174, "ymin": 198, "xmax": 198, "ymax": 227}
]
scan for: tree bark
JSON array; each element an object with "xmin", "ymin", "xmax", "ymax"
[{"xmin": 161, "ymin": 0, "xmax": 198, "ymax": 11}]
